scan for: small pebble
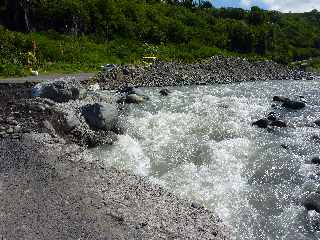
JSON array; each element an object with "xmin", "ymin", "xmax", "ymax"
[
  {"xmin": 14, "ymin": 125, "xmax": 21, "ymax": 133},
  {"xmin": 6, "ymin": 128, "xmax": 14, "ymax": 134}
]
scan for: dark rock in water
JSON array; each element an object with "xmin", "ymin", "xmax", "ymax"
[
  {"xmin": 304, "ymin": 192, "xmax": 320, "ymax": 213},
  {"xmin": 308, "ymin": 210, "xmax": 320, "ymax": 232},
  {"xmin": 120, "ymin": 86, "xmax": 146, "ymax": 97},
  {"xmin": 267, "ymin": 112, "xmax": 278, "ymax": 121},
  {"xmin": 118, "ymin": 86, "xmax": 150, "ymax": 104},
  {"xmin": 299, "ymin": 96, "xmax": 307, "ymax": 103},
  {"xmin": 252, "ymin": 118, "xmax": 269, "ymax": 128},
  {"xmin": 267, "ymin": 115, "xmax": 277, "ymax": 121},
  {"xmin": 34, "ymin": 80, "xmax": 87, "ymax": 103},
  {"xmin": 270, "ymin": 120, "xmax": 287, "ymax": 128},
  {"xmin": 314, "ymin": 119, "xmax": 320, "ymax": 126},
  {"xmin": 282, "ymin": 100, "xmax": 306, "ymax": 110},
  {"xmin": 311, "ymin": 156, "xmax": 320, "ymax": 165},
  {"xmin": 281, "ymin": 144, "xmax": 288, "ymax": 149},
  {"xmin": 311, "ymin": 135, "xmax": 320, "ymax": 142},
  {"xmin": 159, "ymin": 88, "xmax": 171, "ymax": 96},
  {"xmin": 125, "ymin": 94, "xmax": 146, "ymax": 104},
  {"xmin": 191, "ymin": 202, "xmax": 204, "ymax": 209},
  {"xmin": 273, "ymin": 96, "xmax": 290, "ymax": 102},
  {"xmin": 82, "ymin": 103, "xmax": 118, "ymax": 131}
]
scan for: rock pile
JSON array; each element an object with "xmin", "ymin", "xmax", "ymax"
[{"xmin": 94, "ymin": 56, "xmax": 317, "ymax": 90}]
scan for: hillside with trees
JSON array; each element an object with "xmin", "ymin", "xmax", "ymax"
[{"xmin": 0, "ymin": 0, "xmax": 320, "ymax": 76}]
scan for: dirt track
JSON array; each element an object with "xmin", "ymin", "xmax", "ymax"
[{"xmin": 0, "ymin": 73, "xmax": 95, "ymax": 84}]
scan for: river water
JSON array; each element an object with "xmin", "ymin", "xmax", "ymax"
[{"xmin": 92, "ymin": 80, "xmax": 320, "ymax": 239}]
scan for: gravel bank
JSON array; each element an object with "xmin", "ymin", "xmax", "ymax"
[
  {"xmin": 94, "ymin": 56, "xmax": 317, "ymax": 90},
  {"xmin": 0, "ymin": 133, "xmax": 229, "ymax": 239}
]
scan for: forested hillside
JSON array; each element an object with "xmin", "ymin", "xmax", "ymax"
[{"xmin": 1, "ymin": 0, "xmax": 320, "ymax": 76}]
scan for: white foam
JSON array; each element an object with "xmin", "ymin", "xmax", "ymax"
[{"xmin": 92, "ymin": 81, "xmax": 320, "ymax": 239}]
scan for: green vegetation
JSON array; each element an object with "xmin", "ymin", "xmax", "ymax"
[{"xmin": 0, "ymin": 0, "xmax": 320, "ymax": 77}]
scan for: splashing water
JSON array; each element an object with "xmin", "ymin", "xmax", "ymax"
[{"xmin": 91, "ymin": 80, "xmax": 320, "ymax": 239}]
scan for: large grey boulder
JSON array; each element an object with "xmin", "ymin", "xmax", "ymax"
[
  {"xmin": 81, "ymin": 103, "xmax": 118, "ymax": 131},
  {"xmin": 32, "ymin": 80, "xmax": 87, "ymax": 103}
]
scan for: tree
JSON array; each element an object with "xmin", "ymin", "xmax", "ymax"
[
  {"xmin": 248, "ymin": 6, "xmax": 265, "ymax": 25},
  {"xmin": 199, "ymin": 1, "xmax": 213, "ymax": 9}
]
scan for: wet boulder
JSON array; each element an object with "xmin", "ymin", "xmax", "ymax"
[
  {"xmin": 308, "ymin": 210, "xmax": 320, "ymax": 231},
  {"xmin": 303, "ymin": 192, "xmax": 320, "ymax": 213},
  {"xmin": 311, "ymin": 156, "xmax": 320, "ymax": 165},
  {"xmin": 159, "ymin": 88, "xmax": 171, "ymax": 96},
  {"xmin": 314, "ymin": 119, "xmax": 320, "ymax": 126},
  {"xmin": 273, "ymin": 96, "xmax": 290, "ymax": 103},
  {"xmin": 125, "ymin": 94, "xmax": 146, "ymax": 104},
  {"xmin": 121, "ymin": 86, "xmax": 149, "ymax": 98},
  {"xmin": 118, "ymin": 86, "xmax": 149, "ymax": 104},
  {"xmin": 267, "ymin": 112, "xmax": 278, "ymax": 121},
  {"xmin": 270, "ymin": 120, "xmax": 287, "ymax": 128},
  {"xmin": 32, "ymin": 80, "xmax": 87, "ymax": 103},
  {"xmin": 282, "ymin": 100, "xmax": 306, "ymax": 110},
  {"xmin": 82, "ymin": 103, "xmax": 118, "ymax": 131},
  {"xmin": 252, "ymin": 118, "xmax": 269, "ymax": 128}
]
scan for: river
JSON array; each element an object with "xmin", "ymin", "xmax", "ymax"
[{"xmin": 91, "ymin": 80, "xmax": 320, "ymax": 239}]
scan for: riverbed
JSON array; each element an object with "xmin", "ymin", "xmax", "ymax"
[{"xmin": 92, "ymin": 79, "xmax": 320, "ymax": 239}]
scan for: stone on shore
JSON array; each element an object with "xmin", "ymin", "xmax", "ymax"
[
  {"xmin": 82, "ymin": 103, "xmax": 118, "ymax": 131},
  {"xmin": 32, "ymin": 80, "xmax": 87, "ymax": 103}
]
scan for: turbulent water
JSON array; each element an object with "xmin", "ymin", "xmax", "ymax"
[{"xmin": 92, "ymin": 80, "xmax": 320, "ymax": 240}]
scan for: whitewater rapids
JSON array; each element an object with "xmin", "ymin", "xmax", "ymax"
[{"xmin": 92, "ymin": 80, "xmax": 320, "ymax": 239}]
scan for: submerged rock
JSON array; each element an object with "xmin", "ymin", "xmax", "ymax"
[
  {"xmin": 118, "ymin": 87, "xmax": 149, "ymax": 104},
  {"xmin": 252, "ymin": 118, "xmax": 269, "ymax": 128},
  {"xmin": 125, "ymin": 94, "xmax": 145, "ymax": 104},
  {"xmin": 267, "ymin": 112, "xmax": 278, "ymax": 121},
  {"xmin": 303, "ymin": 192, "xmax": 320, "ymax": 213},
  {"xmin": 273, "ymin": 96, "xmax": 290, "ymax": 103},
  {"xmin": 282, "ymin": 100, "xmax": 306, "ymax": 110},
  {"xmin": 308, "ymin": 210, "xmax": 320, "ymax": 231},
  {"xmin": 270, "ymin": 120, "xmax": 287, "ymax": 128},
  {"xmin": 159, "ymin": 88, "xmax": 171, "ymax": 96},
  {"xmin": 311, "ymin": 156, "xmax": 320, "ymax": 165},
  {"xmin": 314, "ymin": 119, "xmax": 320, "ymax": 126},
  {"xmin": 82, "ymin": 103, "xmax": 118, "ymax": 131},
  {"xmin": 120, "ymin": 86, "xmax": 147, "ymax": 97}
]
